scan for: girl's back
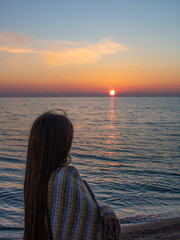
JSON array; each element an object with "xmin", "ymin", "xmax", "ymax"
[{"xmin": 48, "ymin": 165, "xmax": 104, "ymax": 240}]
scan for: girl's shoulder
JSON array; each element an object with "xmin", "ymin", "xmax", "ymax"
[
  {"xmin": 56, "ymin": 164, "xmax": 79, "ymax": 175},
  {"xmin": 53, "ymin": 164, "xmax": 81, "ymax": 183}
]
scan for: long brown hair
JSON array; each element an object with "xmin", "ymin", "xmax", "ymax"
[{"xmin": 24, "ymin": 111, "xmax": 73, "ymax": 240}]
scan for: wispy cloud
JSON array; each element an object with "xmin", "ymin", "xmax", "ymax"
[
  {"xmin": 0, "ymin": 31, "xmax": 129, "ymax": 66},
  {"xmin": 0, "ymin": 46, "xmax": 36, "ymax": 53},
  {"xmin": 43, "ymin": 38, "xmax": 129, "ymax": 66},
  {"xmin": 132, "ymin": 63, "xmax": 140, "ymax": 66},
  {"xmin": 0, "ymin": 31, "xmax": 31, "ymax": 46}
]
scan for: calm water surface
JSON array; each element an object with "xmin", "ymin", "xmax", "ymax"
[{"xmin": 0, "ymin": 97, "xmax": 180, "ymax": 238}]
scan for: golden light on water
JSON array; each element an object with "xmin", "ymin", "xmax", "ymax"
[{"xmin": 110, "ymin": 90, "xmax": 116, "ymax": 96}]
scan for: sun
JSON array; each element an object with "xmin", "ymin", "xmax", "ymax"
[{"xmin": 110, "ymin": 90, "xmax": 116, "ymax": 96}]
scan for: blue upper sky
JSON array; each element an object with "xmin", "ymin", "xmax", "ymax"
[{"xmin": 1, "ymin": 0, "xmax": 180, "ymax": 44}]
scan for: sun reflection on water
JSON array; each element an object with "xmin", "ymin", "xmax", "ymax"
[
  {"xmin": 109, "ymin": 97, "xmax": 115, "ymax": 122},
  {"xmin": 106, "ymin": 97, "xmax": 116, "ymax": 157}
]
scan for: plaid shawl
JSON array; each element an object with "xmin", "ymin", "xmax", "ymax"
[{"xmin": 48, "ymin": 165, "xmax": 121, "ymax": 240}]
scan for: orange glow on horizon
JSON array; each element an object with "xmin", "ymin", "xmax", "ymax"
[{"xmin": 0, "ymin": 31, "xmax": 180, "ymax": 97}]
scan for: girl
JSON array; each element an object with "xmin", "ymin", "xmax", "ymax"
[{"xmin": 24, "ymin": 111, "xmax": 121, "ymax": 240}]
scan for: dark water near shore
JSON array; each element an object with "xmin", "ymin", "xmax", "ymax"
[{"xmin": 0, "ymin": 97, "xmax": 180, "ymax": 238}]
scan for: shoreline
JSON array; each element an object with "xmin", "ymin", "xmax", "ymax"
[
  {"xmin": 0, "ymin": 217, "xmax": 180, "ymax": 239},
  {"xmin": 121, "ymin": 217, "xmax": 180, "ymax": 239}
]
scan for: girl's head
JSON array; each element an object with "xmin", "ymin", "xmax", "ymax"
[
  {"xmin": 27, "ymin": 111, "xmax": 73, "ymax": 172},
  {"xmin": 24, "ymin": 111, "xmax": 73, "ymax": 240}
]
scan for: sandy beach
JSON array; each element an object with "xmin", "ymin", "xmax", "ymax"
[{"xmin": 121, "ymin": 217, "xmax": 180, "ymax": 240}]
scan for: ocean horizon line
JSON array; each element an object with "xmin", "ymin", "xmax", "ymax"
[{"xmin": 1, "ymin": 94, "xmax": 180, "ymax": 98}]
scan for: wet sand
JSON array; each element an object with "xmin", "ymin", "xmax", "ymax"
[{"xmin": 121, "ymin": 217, "xmax": 180, "ymax": 240}]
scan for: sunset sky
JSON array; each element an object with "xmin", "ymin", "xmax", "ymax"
[{"xmin": 0, "ymin": 0, "xmax": 180, "ymax": 96}]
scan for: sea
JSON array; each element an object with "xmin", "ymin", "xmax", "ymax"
[{"xmin": 0, "ymin": 97, "xmax": 180, "ymax": 239}]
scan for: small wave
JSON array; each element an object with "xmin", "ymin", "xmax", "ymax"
[
  {"xmin": 120, "ymin": 211, "xmax": 180, "ymax": 224},
  {"xmin": 144, "ymin": 122, "xmax": 158, "ymax": 125},
  {"xmin": 0, "ymin": 226, "xmax": 23, "ymax": 231},
  {"xmin": 0, "ymin": 156, "xmax": 23, "ymax": 164},
  {"xmin": 72, "ymin": 152, "xmax": 116, "ymax": 162},
  {"xmin": 119, "ymin": 168, "xmax": 180, "ymax": 177}
]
